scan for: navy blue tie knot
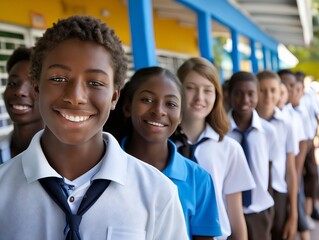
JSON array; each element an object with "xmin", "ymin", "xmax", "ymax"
[
  {"xmin": 67, "ymin": 214, "xmax": 82, "ymax": 231},
  {"xmin": 39, "ymin": 177, "xmax": 110, "ymax": 240}
]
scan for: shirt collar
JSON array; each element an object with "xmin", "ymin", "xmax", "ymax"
[
  {"xmin": 22, "ymin": 130, "xmax": 128, "ymax": 186},
  {"xmin": 162, "ymin": 139, "xmax": 187, "ymax": 181},
  {"xmin": 121, "ymin": 137, "xmax": 187, "ymax": 181},
  {"xmin": 228, "ymin": 109, "xmax": 264, "ymax": 132},
  {"xmin": 202, "ymin": 123, "xmax": 219, "ymax": 141},
  {"xmin": 271, "ymin": 107, "xmax": 285, "ymax": 121}
]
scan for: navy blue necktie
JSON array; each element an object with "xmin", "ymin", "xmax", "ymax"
[
  {"xmin": 39, "ymin": 177, "xmax": 110, "ymax": 240},
  {"xmin": 189, "ymin": 137, "xmax": 209, "ymax": 163},
  {"xmin": 235, "ymin": 127, "xmax": 254, "ymax": 207}
]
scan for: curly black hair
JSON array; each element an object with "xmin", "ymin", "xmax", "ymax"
[
  {"xmin": 6, "ymin": 47, "xmax": 32, "ymax": 73},
  {"xmin": 30, "ymin": 15, "xmax": 127, "ymax": 88}
]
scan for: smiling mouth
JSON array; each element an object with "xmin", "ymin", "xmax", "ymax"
[
  {"xmin": 12, "ymin": 105, "xmax": 31, "ymax": 110},
  {"xmin": 145, "ymin": 120, "xmax": 165, "ymax": 127},
  {"xmin": 60, "ymin": 113, "xmax": 90, "ymax": 122}
]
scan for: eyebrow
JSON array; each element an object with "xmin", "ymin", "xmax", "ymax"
[
  {"xmin": 47, "ymin": 64, "xmax": 109, "ymax": 76},
  {"xmin": 139, "ymin": 89, "xmax": 180, "ymax": 99}
]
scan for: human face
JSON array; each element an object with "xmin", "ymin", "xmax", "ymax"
[
  {"xmin": 277, "ymin": 83, "xmax": 288, "ymax": 109},
  {"xmin": 257, "ymin": 78, "xmax": 280, "ymax": 110},
  {"xmin": 4, "ymin": 60, "xmax": 42, "ymax": 125},
  {"xmin": 281, "ymin": 74, "xmax": 296, "ymax": 103},
  {"xmin": 230, "ymin": 80, "xmax": 258, "ymax": 116},
  {"xmin": 290, "ymin": 81, "xmax": 304, "ymax": 107},
  {"xmin": 182, "ymin": 71, "xmax": 216, "ymax": 121},
  {"xmin": 125, "ymin": 74, "xmax": 181, "ymax": 144},
  {"xmin": 37, "ymin": 39, "xmax": 119, "ymax": 145}
]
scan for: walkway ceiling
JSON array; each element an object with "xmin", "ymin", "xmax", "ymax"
[{"xmin": 153, "ymin": 0, "xmax": 313, "ymax": 47}]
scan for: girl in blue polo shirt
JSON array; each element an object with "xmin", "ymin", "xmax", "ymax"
[{"xmin": 105, "ymin": 66, "xmax": 221, "ymax": 239}]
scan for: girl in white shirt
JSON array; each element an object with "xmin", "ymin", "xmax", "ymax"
[{"xmin": 172, "ymin": 57, "xmax": 255, "ymax": 240}]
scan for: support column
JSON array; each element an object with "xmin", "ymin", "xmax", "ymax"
[
  {"xmin": 231, "ymin": 29, "xmax": 240, "ymax": 73},
  {"xmin": 197, "ymin": 11, "xmax": 213, "ymax": 63},
  {"xmin": 128, "ymin": 0, "xmax": 157, "ymax": 70},
  {"xmin": 250, "ymin": 39, "xmax": 258, "ymax": 73}
]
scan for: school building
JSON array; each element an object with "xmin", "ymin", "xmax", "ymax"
[{"xmin": 0, "ymin": 0, "xmax": 312, "ymax": 135}]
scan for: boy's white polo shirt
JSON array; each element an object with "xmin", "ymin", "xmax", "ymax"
[
  {"xmin": 175, "ymin": 124, "xmax": 255, "ymax": 239},
  {"xmin": 0, "ymin": 130, "xmax": 188, "ymax": 240},
  {"xmin": 228, "ymin": 109, "xmax": 279, "ymax": 214},
  {"xmin": 269, "ymin": 107, "xmax": 296, "ymax": 193},
  {"xmin": 282, "ymin": 103, "xmax": 306, "ymax": 148}
]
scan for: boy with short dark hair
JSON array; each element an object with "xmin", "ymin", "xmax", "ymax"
[
  {"xmin": 0, "ymin": 15, "xmax": 188, "ymax": 240},
  {"xmin": 227, "ymin": 71, "xmax": 279, "ymax": 240}
]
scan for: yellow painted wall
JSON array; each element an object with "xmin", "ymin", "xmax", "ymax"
[{"xmin": 0, "ymin": 0, "xmax": 198, "ymax": 55}]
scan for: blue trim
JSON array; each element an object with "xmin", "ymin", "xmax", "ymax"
[
  {"xmin": 128, "ymin": 0, "xmax": 157, "ymax": 69},
  {"xmin": 231, "ymin": 29, "xmax": 240, "ymax": 73},
  {"xmin": 197, "ymin": 11, "xmax": 214, "ymax": 63},
  {"xmin": 250, "ymin": 39, "xmax": 258, "ymax": 73},
  {"xmin": 176, "ymin": 0, "xmax": 278, "ymax": 51},
  {"xmin": 262, "ymin": 46, "xmax": 269, "ymax": 70}
]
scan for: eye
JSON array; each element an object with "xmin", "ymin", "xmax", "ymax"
[
  {"xmin": 185, "ymin": 85, "xmax": 195, "ymax": 90},
  {"xmin": 49, "ymin": 76, "xmax": 67, "ymax": 82},
  {"xmin": 167, "ymin": 101, "xmax": 179, "ymax": 108},
  {"xmin": 141, "ymin": 97, "xmax": 152, "ymax": 103},
  {"xmin": 7, "ymin": 81, "xmax": 17, "ymax": 87},
  {"xmin": 89, "ymin": 81, "xmax": 104, "ymax": 87}
]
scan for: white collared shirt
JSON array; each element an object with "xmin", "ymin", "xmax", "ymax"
[
  {"xmin": 0, "ymin": 130, "xmax": 188, "ymax": 240},
  {"xmin": 269, "ymin": 107, "xmax": 296, "ymax": 193},
  {"xmin": 282, "ymin": 103, "xmax": 306, "ymax": 147},
  {"xmin": 175, "ymin": 124, "xmax": 255, "ymax": 239},
  {"xmin": 227, "ymin": 109, "xmax": 279, "ymax": 214}
]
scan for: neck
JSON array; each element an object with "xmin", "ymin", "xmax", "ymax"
[
  {"xmin": 125, "ymin": 133, "xmax": 169, "ymax": 171},
  {"xmin": 232, "ymin": 110, "xmax": 253, "ymax": 132},
  {"xmin": 41, "ymin": 129, "xmax": 105, "ymax": 181},
  {"xmin": 11, "ymin": 121, "xmax": 44, "ymax": 158},
  {"xmin": 256, "ymin": 105, "xmax": 274, "ymax": 121},
  {"xmin": 180, "ymin": 117, "xmax": 206, "ymax": 143}
]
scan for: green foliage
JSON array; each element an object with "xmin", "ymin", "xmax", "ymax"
[{"xmin": 213, "ymin": 36, "xmax": 227, "ymax": 68}]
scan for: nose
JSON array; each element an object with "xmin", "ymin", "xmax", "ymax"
[
  {"xmin": 63, "ymin": 79, "xmax": 87, "ymax": 105},
  {"xmin": 15, "ymin": 81, "xmax": 32, "ymax": 97},
  {"xmin": 151, "ymin": 101, "xmax": 166, "ymax": 117},
  {"xmin": 195, "ymin": 89, "xmax": 204, "ymax": 101}
]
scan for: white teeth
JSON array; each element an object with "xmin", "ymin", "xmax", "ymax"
[
  {"xmin": 61, "ymin": 113, "xmax": 90, "ymax": 122},
  {"xmin": 147, "ymin": 121, "xmax": 164, "ymax": 127},
  {"xmin": 13, "ymin": 105, "xmax": 29, "ymax": 110}
]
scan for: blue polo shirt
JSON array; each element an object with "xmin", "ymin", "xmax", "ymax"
[{"xmin": 122, "ymin": 138, "xmax": 221, "ymax": 238}]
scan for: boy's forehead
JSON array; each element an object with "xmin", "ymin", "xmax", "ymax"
[{"xmin": 232, "ymin": 80, "xmax": 257, "ymax": 89}]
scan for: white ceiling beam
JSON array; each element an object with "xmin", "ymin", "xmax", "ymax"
[{"xmin": 240, "ymin": 3, "xmax": 299, "ymax": 15}]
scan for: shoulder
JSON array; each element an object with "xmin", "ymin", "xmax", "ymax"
[{"xmin": 260, "ymin": 118, "xmax": 276, "ymax": 134}]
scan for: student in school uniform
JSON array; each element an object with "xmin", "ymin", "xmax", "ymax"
[
  {"xmin": 278, "ymin": 69, "xmax": 310, "ymax": 240},
  {"xmin": 106, "ymin": 66, "xmax": 221, "ymax": 240},
  {"xmin": 171, "ymin": 57, "xmax": 255, "ymax": 240},
  {"xmin": 0, "ymin": 47, "xmax": 44, "ymax": 163},
  {"xmin": 0, "ymin": 16, "xmax": 188, "ymax": 240},
  {"xmin": 256, "ymin": 70, "xmax": 298, "ymax": 240},
  {"xmin": 295, "ymin": 71, "xmax": 319, "ymax": 224},
  {"xmin": 227, "ymin": 71, "xmax": 279, "ymax": 240}
]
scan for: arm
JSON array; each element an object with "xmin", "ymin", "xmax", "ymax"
[
  {"xmin": 283, "ymin": 152, "xmax": 298, "ymax": 240},
  {"xmin": 226, "ymin": 192, "xmax": 248, "ymax": 240},
  {"xmin": 295, "ymin": 140, "xmax": 308, "ymax": 186}
]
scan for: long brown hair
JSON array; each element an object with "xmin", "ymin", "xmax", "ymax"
[{"xmin": 177, "ymin": 57, "xmax": 229, "ymax": 141}]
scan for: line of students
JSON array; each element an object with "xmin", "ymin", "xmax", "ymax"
[{"xmin": 1, "ymin": 14, "xmax": 319, "ymax": 240}]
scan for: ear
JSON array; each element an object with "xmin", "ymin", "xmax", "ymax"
[
  {"xmin": 122, "ymin": 99, "xmax": 131, "ymax": 118},
  {"xmin": 32, "ymin": 80, "xmax": 39, "ymax": 100},
  {"xmin": 110, "ymin": 88, "xmax": 120, "ymax": 111}
]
